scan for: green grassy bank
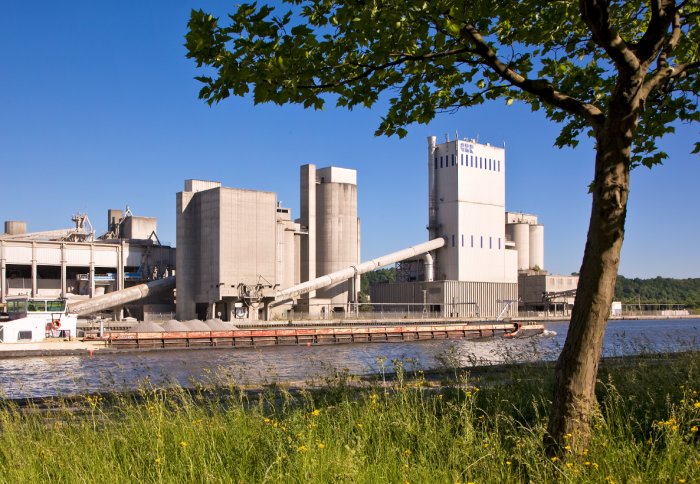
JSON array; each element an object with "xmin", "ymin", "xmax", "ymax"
[{"xmin": 1, "ymin": 353, "xmax": 699, "ymax": 483}]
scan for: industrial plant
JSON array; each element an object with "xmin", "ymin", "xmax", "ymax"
[{"xmin": 0, "ymin": 131, "xmax": 577, "ymax": 344}]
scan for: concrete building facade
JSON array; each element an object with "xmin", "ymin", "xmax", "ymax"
[
  {"xmin": 0, "ymin": 213, "xmax": 175, "ymax": 320},
  {"xmin": 371, "ymin": 134, "xmax": 519, "ymax": 318},
  {"xmin": 176, "ymin": 180, "xmax": 280, "ymax": 321}
]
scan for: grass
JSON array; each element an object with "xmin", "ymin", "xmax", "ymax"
[{"xmin": 0, "ymin": 352, "xmax": 699, "ymax": 483}]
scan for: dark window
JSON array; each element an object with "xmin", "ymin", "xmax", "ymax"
[
  {"xmin": 498, "ymin": 160, "xmax": 501, "ymax": 172},
  {"xmin": 461, "ymin": 234, "xmax": 464, "ymax": 247},
  {"xmin": 498, "ymin": 238, "xmax": 501, "ymax": 249},
  {"xmin": 471, "ymin": 235, "xmax": 474, "ymax": 247},
  {"xmin": 451, "ymin": 235, "xmax": 455, "ymax": 247},
  {"xmin": 451, "ymin": 154, "xmax": 455, "ymax": 166},
  {"xmin": 480, "ymin": 236, "xmax": 483, "ymax": 248},
  {"xmin": 461, "ymin": 154, "xmax": 464, "ymax": 165},
  {"xmin": 489, "ymin": 237, "xmax": 492, "ymax": 249},
  {"xmin": 440, "ymin": 156, "xmax": 443, "ymax": 168},
  {"xmin": 18, "ymin": 331, "xmax": 32, "ymax": 341},
  {"xmin": 434, "ymin": 157, "xmax": 437, "ymax": 169}
]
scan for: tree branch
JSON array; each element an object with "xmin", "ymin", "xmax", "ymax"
[
  {"xmin": 296, "ymin": 47, "xmax": 474, "ymax": 90},
  {"xmin": 579, "ymin": 0, "xmax": 641, "ymax": 72},
  {"xmin": 460, "ymin": 24, "xmax": 605, "ymax": 128},
  {"xmin": 633, "ymin": 0, "xmax": 678, "ymax": 65},
  {"xmin": 642, "ymin": 60, "xmax": 700, "ymax": 96}
]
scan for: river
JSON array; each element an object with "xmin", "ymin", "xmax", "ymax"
[{"xmin": 1, "ymin": 318, "xmax": 698, "ymax": 399}]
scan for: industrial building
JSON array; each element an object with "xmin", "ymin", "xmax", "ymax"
[
  {"xmin": 0, "ymin": 211, "xmax": 176, "ymax": 321},
  {"xmin": 368, "ymin": 134, "xmax": 581, "ymax": 318},
  {"xmin": 175, "ymin": 164, "xmax": 360, "ymax": 321}
]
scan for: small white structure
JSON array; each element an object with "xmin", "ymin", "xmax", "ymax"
[
  {"xmin": 0, "ymin": 297, "xmax": 77, "ymax": 343},
  {"xmin": 611, "ymin": 301, "xmax": 623, "ymax": 317}
]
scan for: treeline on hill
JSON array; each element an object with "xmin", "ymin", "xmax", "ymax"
[
  {"xmin": 360, "ymin": 270, "xmax": 699, "ymax": 309},
  {"xmin": 615, "ymin": 276, "xmax": 700, "ymax": 309}
]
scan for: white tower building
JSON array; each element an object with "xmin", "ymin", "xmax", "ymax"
[{"xmin": 429, "ymin": 135, "xmax": 518, "ymax": 284}]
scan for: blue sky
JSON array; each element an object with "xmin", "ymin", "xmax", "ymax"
[{"xmin": 1, "ymin": 1, "xmax": 698, "ymax": 278}]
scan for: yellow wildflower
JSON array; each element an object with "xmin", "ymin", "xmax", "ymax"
[
  {"xmin": 566, "ymin": 462, "xmax": 574, "ymax": 469},
  {"xmin": 179, "ymin": 441, "xmax": 187, "ymax": 448},
  {"xmin": 694, "ymin": 402, "xmax": 700, "ymax": 409},
  {"xmin": 564, "ymin": 445, "xmax": 571, "ymax": 451},
  {"xmin": 297, "ymin": 445, "xmax": 307, "ymax": 453},
  {"xmin": 404, "ymin": 449, "xmax": 412, "ymax": 456},
  {"xmin": 154, "ymin": 457, "xmax": 161, "ymax": 465},
  {"xmin": 690, "ymin": 426, "xmax": 698, "ymax": 432},
  {"xmin": 678, "ymin": 479, "xmax": 686, "ymax": 483},
  {"xmin": 506, "ymin": 461, "xmax": 512, "ymax": 465},
  {"xmin": 318, "ymin": 443, "xmax": 325, "ymax": 449},
  {"xmin": 550, "ymin": 457, "xmax": 558, "ymax": 462},
  {"xmin": 311, "ymin": 409, "xmax": 320, "ymax": 417}
]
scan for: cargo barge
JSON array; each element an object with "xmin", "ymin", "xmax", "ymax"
[{"xmin": 101, "ymin": 321, "xmax": 545, "ymax": 349}]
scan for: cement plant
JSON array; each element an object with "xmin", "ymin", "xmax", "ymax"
[{"xmin": 0, "ymin": 133, "xmax": 585, "ymax": 349}]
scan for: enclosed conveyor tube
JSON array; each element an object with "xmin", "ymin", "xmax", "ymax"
[
  {"xmin": 67, "ymin": 276, "xmax": 175, "ymax": 316},
  {"xmin": 270, "ymin": 237, "xmax": 445, "ymax": 307}
]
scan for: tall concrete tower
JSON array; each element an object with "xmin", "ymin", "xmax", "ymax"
[
  {"xmin": 300, "ymin": 164, "xmax": 360, "ymax": 308},
  {"xmin": 430, "ymin": 135, "xmax": 517, "ymax": 284}
]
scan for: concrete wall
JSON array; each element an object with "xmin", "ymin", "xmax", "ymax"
[
  {"xmin": 121, "ymin": 216, "xmax": 157, "ymax": 240},
  {"xmin": 176, "ymin": 181, "xmax": 277, "ymax": 320}
]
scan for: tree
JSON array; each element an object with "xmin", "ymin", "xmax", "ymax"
[{"xmin": 185, "ymin": 0, "xmax": 699, "ymax": 452}]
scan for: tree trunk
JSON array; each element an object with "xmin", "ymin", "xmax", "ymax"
[{"xmin": 545, "ymin": 99, "xmax": 635, "ymax": 454}]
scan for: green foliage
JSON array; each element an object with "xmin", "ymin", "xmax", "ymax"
[
  {"xmin": 186, "ymin": 1, "xmax": 699, "ymax": 165},
  {"xmin": 615, "ymin": 275, "xmax": 700, "ymax": 309},
  {"xmin": 360, "ymin": 267, "xmax": 397, "ymax": 294},
  {"xmin": 0, "ymin": 353, "xmax": 698, "ymax": 482}
]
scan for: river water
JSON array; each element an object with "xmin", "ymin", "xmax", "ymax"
[{"xmin": 1, "ymin": 319, "xmax": 698, "ymax": 399}]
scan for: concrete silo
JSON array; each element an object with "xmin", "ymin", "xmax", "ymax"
[
  {"xmin": 506, "ymin": 222, "xmax": 530, "ymax": 271},
  {"xmin": 314, "ymin": 167, "xmax": 360, "ymax": 306},
  {"xmin": 528, "ymin": 224, "xmax": 544, "ymax": 270}
]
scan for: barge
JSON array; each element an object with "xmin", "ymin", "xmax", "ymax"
[{"xmin": 102, "ymin": 321, "xmax": 545, "ymax": 349}]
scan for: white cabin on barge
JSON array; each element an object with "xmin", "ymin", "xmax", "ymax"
[{"xmin": 0, "ymin": 297, "xmax": 77, "ymax": 343}]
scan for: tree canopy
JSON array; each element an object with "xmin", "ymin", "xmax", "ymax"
[{"xmin": 186, "ymin": 0, "xmax": 698, "ymax": 165}]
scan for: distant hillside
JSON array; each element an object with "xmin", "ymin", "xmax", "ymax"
[
  {"xmin": 360, "ymin": 270, "xmax": 699, "ymax": 309},
  {"xmin": 615, "ymin": 276, "xmax": 700, "ymax": 309}
]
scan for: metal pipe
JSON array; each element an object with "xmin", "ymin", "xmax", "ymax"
[
  {"xmin": 271, "ymin": 238, "xmax": 445, "ymax": 306},
  {"xmin": 67, "ymin": 276, "xmax": 175, "ymax": 316},
  {"xmin": 427, "ymin": 136, "xmax": 438, "ymax": 240},
  {"xmin": 424, "ymin": 252, "xmax": 434, "ymax": 282}
]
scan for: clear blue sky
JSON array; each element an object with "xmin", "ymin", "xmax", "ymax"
[{"xmin": 1, "ymin": 1, "xmax": 698, "ymax": 278}]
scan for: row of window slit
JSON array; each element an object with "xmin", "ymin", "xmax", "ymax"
[
  {"xmin": 435, "ymin": 153, "xmax": 501, "ymax": 172},
  {"xmin": 451, "ymin": 234, "xmax": 501, "ymax": 250}
]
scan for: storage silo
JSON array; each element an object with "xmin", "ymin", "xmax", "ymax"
[
  {"xmin": 4, "ymin": 221, "xmax": 26, "ymax": 235},
  {"xmin": 507, "ymin": 222, "xmax": 530, "ymax": 271},
  {"xmin": 529, "ymin": 224, "xmax": 544, "ymax": 270},
  {"xmin": 315, "ymin": 167, "xmax": 359, "ymax": 306}
]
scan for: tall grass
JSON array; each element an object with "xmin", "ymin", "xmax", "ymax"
[{"xmin": 1, "ymin": 352, "xmax": 698, "ymax": 483}]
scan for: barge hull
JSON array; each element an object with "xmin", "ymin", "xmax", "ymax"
[{"xmin": 105, "ymin": 322, "xmax": 545, "ymax": 349}]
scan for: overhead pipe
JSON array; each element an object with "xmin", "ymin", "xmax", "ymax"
[
  {"xmin": 270, "ymin": 237, "xmax": 445, "ymax": 306},
  {"xmin": 67, "ymin": 276, "xmax": 175, "ymax": 316},
  {"xmin": 427, "ymin": 136, "xmax": 438, "ymax": 240},
  {"xmin": 423, "ymin": 252, "xmax": 434, "ymax": 282}
]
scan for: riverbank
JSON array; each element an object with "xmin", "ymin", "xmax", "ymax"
[{"xmin": 1, "ymin": 351, "xmax": 697, "ymax": 482}]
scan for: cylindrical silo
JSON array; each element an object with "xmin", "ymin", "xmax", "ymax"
[
  {"xmin": 507, "ymin": 223, "xmax": 530, "ymax": 271},
  {"xmin": 529, "ymin": 224, "xmax": 544, "ymax": 270},
  {"xmin": 315, "ymin": 173, "xmax": 359, "ymax": 306},
  {"xmin": 4, "ymin": 221, "xmax": 27, "ymax": 235}
]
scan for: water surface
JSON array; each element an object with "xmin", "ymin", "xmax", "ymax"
[{"xmin": 1, "ymin": 319, "xmax": 697, "ymax": 399}]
